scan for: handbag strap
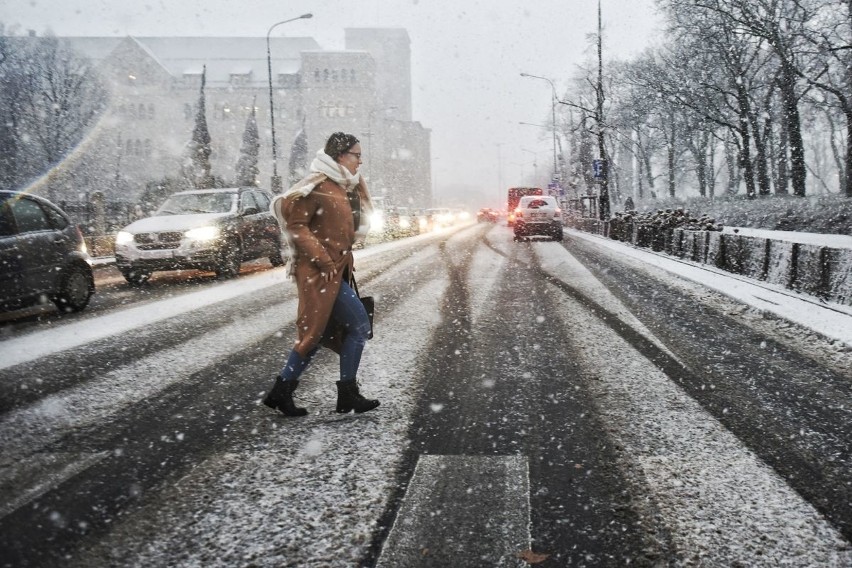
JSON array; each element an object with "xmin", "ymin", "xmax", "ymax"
[{"xmin": 349, "ymin": 272, "xmax": 361, "ymax": 298}]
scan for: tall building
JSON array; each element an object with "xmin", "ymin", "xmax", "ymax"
[{"xmin": 21, "ymin": 29, "xmax": 431, "ymax": 224}]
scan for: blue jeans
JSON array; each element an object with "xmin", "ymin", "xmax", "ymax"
[{"xmin": 280, "ymin": 280, "xmax": 371, "ymax": 383}]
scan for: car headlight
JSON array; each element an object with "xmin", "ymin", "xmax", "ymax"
[
  {"xmin": 185, "ymin": 226, "xmax": 220, "ymax": 241},
  {"xmin": 115, "ymin": 231, "xmax": 134, "ymax": 245},
  {"xmin": 369, "ymin": 212, "xmax": 385, "ymax": 232}
]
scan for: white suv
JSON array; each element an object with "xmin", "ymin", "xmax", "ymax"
[{"xmin": 513, "ymin": 195, "xmax": 563, "ymax": 241}]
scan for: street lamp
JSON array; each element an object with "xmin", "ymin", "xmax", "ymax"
[
  {"xmin": 266, "ymin": 13, "xmax": 312, "ymax": 192},
  {"xmin": 519, "ymin": 72, "xmax": 558, "ymax": 185}
]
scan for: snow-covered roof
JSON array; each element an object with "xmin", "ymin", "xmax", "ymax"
[{"xmin": 60, "ymin": 36, "xmax": 321, "ymax": 87}]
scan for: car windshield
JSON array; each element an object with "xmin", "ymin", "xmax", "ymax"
[{"xmin": 157, "ymin": 193, "xmax": 236, "ymax": 215}]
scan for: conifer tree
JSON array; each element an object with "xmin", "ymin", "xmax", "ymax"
[
  {"xmin": 184, "ymin": 65, "xmax": 214, "ymax": 188},
  {"xmin": 288, "ymin": 118, "xmax": 308, "ymax": 186},
  {"xmin": 234, "ymin": 98, "xmax": 260, "ymax": 187}
]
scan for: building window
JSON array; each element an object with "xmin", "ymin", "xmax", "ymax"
[
  {"xmin": 138, "ymin": 103, "xmax": 147, "ymax": 120},
  {"xmin": 183, "ymin": 73, "xmax": 202, "ymax": 88},
  {"xmin": 148, "ymin": 104, "xmax": 155, "ymax": 120},
  {"xmin": 125, "ymin": 139, "xmax": 133, "ymax": 155},
  {"xmin": 350, "ymin": 69, "xmax": 356, "ymax": 83},
  {"xmin": 134, "ymin": 139, "xmax": 142, "ymax": 156},
  {"xmin": 184, "ymin": 103, "xmax": 193, "ymax": 120},
  {"xmin": 118, "ymin": 104, "xmax": 126, "ymax": 117},
  {"xmin": 144, "ymin": 139, "xmax": 152, "ymax": 157},
  {"xmin": 314, "ymin": 69, "xmax": 320, "ymax": 82},
  {"xmin": 230, "ymin": 73, "xmax": 250, "ymax": 86},
  {"xmin": 331, "ymin": 69, "xmax": 338, "ymax": 82},
  {"xmin": 278, "ymin": 74, "xmax": 299, "ymax": 88},
  {"xmin": 323, "ymin": 69, "xmax": 329, "ymax": 81}
]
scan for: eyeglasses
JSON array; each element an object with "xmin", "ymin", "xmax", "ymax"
[{"xmin": 345, "ymin": 151, "xmax": 362, "ymax": 159}]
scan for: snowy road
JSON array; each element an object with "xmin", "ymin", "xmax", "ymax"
[{"xmin": 0, "ymin": 223, "xmax": 850, "ymax": 566}]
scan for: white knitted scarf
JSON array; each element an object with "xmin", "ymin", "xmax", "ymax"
[{"xmin": 283, "ymin": 150, "xmax": 361, "ymax": 198}]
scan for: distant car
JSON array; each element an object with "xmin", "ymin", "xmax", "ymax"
[
  {"xmin": 424, "ymin": 208, "xmax": 454, "ymax": 230},
  {"xmin": 477, "ymin": 208, "xmax": 499, "ymax": 223},
  {"xmin": 384, "ymin": 206, "xmax": 419, "ymax": 237},
  {"xmin": 114, "ymin": 187, "xmax": 286, "ymax": 286},
  {"xmin": 513, "ymin": 195, "xmax": 563, "ymax": 241},
  {"xmin": 0, "ymin": 190, "xmax": 95, "ymax": 312}
]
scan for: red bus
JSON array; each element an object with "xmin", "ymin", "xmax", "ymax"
[{"xmin": 507, "ymin": 187, "xmax": 543, "ymax": 225}]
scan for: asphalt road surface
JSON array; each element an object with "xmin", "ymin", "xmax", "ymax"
[{"xmin": 0, "ymin": 223, "xmax": 849, "ymax": 567}]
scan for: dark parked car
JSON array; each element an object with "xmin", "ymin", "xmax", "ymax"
[
  {"xmin": 114, "ymin": 187, "xmax": 286, "ymax": 285},
  {"xmin": 0, "ymin": 190, "xmax": 95, "ymax": 312}
]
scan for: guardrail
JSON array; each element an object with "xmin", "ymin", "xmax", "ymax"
[{"xmin": 570, "ymin": 218, "xmax": 852, "ymax": 307}]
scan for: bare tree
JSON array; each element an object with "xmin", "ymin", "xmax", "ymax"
[
  {"xmin": 0, "ymin": 30, "xmax": 106, "ymax": 192},
  {"xmin": 795, "ymin": 0, "xmax": 852, "ymax": 196}
]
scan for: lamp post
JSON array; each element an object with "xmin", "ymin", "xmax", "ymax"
[
  {"xmin": 520, "ymin": 73, "xmax": 558, "ymax": 185},
  {"xmin": 366, "ymin": 106, "xmax": 398, "ymax": 183},
  {"xmin": 266, "ymin": 13, "xmax": 312, "ymax": 192}
]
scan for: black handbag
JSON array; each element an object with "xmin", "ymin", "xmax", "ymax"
[{"xmin": 350, "ymin": 274, "xmax": 374, "ymax": 339}]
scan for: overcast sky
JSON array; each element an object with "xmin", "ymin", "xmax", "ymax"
[{"xmin": 2, "ymin": 0, "xmax": 662, "ymax": 207}]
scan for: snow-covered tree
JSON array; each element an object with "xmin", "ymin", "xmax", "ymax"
[
  {"xmin": 288, "ymin": 119, "xmax": 309, "ymax": 186},
  {"xmin": 183, "ymin": 65, "xmax": 214, "ymax": 189},
  {"xmin": 0, "ymin": 29, "xmax": 106, "ymax": 192},
  {"xmin": 234, "ymin": 99, "xmax": 260, "ymax": 187}
]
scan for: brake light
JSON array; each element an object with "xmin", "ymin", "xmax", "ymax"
[{"xmin": 515, "ymin": 207, "xmax": 523, "ymax": 218}]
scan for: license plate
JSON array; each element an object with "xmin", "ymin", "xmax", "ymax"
[
  {"xmin": 139, "ymin": 249, "xmax": 174, "ymax": 259},
  {"xmin": 530, "ymin": 212, "xmax": 548, "ymax": 221}
]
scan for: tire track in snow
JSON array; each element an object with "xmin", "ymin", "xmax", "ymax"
[
  {"xmin": 0, "ymin": 297, "xmax": 297, "ymax": 472},
  {"xmin": 531, "ymin": 242, "xmax": 852, "ymax": 565}
]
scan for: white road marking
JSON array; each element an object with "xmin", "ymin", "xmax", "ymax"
[
  {"xmin": 0, "ymin": 451, "xmax": 108, "ymax": 519},
  {"xmin": 377, "ymin": 454, "xmax": 530, "ymax": 568}
]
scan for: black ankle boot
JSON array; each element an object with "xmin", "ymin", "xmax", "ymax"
[
  {"xmin": 263, "ymin": 379, "xmax": 308, "ymax": 417},
  {"xmin": 336, "ymin": 381, "xmax": 380, "ymax": 414}
]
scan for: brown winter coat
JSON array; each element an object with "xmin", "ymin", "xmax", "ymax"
[{"xmin": 280, "ymin": 178, "xmax": 370, "ymax": 357}]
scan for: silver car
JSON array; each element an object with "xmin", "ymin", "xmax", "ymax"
[
  {"xmin": 114, "ymin": 187, "xmax": 286, "ymax": 286},
  {"xmin": 513, "ymin": 195, "xmax": 564, "ymax": 241}
]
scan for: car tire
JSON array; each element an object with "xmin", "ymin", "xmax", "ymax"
[
  {"xmin": 53, "ymin": 263, "xmax": 94, "ymax": 312},
  {"xmin": 121, "ymin": 268, "xmax": 152, "ymax": 287},
  {"xmin": 216, "ymin": 242, "xmax": 241, "ymax": 279}
]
